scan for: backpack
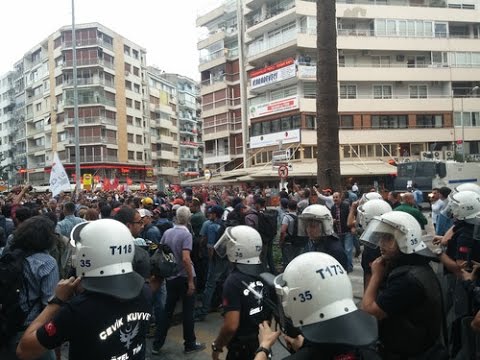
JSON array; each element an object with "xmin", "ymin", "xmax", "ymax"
[
  {"xmin": 284, "ymin": 213, "xmax": 298, "ymax": 241},
  {"xmin": 0, "ymin": 249, "xmax": 32, "ymax": 348},
  {"xmin": 257, "ymin": 209, "xmax": 278, "ymax": 243},
  {"xmin": 150, "ymin": 244, "xmax": 179, "ymax": 278}
]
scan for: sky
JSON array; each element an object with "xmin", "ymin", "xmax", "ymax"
[{"xmin": 0, "ymin": 0, "xmax": 223, "ymax": 81}]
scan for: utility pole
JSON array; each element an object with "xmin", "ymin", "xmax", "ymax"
[
  {"xmin": 72, "ymin": 0, "xmax": 81, "ymax": 194},
  {"xmin": 237, "ymin": 0, "xmax": 249, "ymax": 169}
]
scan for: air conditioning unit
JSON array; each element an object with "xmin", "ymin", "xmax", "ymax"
[
  {"xmin": 402, "ymin": 157, "xmax": 412, "ymax": 163},
  {"xmin": 420, "ymin": 151, "xmax": 433, "ymax": 160},
  {"xmin": 433, "ymin": 151, "xmax": 444, "ymax": 160},
  {"xmin": 444, "ymin": 150, "xmax": 454, "ymax": 160}
]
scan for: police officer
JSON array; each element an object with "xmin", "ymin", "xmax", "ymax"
[
  {"xmin": 254, "ymin": 252, "xmax": 379, "ymax": 359},
  {"xmin": 298, "ymin": 204, "xmax": 348, "ymax": 270},
  {"xmin": 211, "ymin": 225, "xmax": 271, "ymax": 360},
  {"xmin": 348, "ymin": 199, "xmax": 392, "ymax": 290},
  {"xmin": 360, "ymin": 212, "xmax": 447, "ymax": 359},
  {"xmin": 16, "ymin": 219, "xmax": 151, "ymax": 360}
]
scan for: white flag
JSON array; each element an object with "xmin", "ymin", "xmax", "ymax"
[{"xmin": 49, "ymin": 153, "xmax": 71, "ymax": 197}]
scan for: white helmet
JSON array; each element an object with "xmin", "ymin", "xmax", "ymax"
[
  {"xmin": 360, "ymin": 212, "xmax": 435, "ymax": 258},
  {"xmin": 451, "ymin": 183, "xmax": 480, "ymax": 196},
  {"xmin": 274, "ymin": 252, "xmax": 377, "ymax": 346},
  {"xmin": 214, "ymin": 225, "xmax": 264, "ymax": 276},
  {"xmin": 358, "ymin": 192, "xmax": 383, "ymax": 206},
  {"xmin": 71, "ymin": 219, "xmax": 144, "ymax": 300},
  {"xmin": 447, "ymin": 190, "xmax": 480, "ymax": 224},
  {"xmin": 357, "ymin": 199, "xmax": 392, "ymax": 230},
  {"xmin": 298, "ymin": 204, "xmax": 334, "ymax": 237}
]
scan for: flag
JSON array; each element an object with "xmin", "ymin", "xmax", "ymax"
[
  {"xmin": 140, "ymin": 182, "xmax": 145, "ymax": 191},
  {"xmin": 103, "ymin": 177, "xmax": 110, "ymax": 191},
  {"xmin": 112, "ymin": 177, "xmax": 119, "ymax": 190},
  {"xmin": 126, "ymin": 177, "xmax": 133, "ymax": 185},
  {"xmin": 49, "ymin": 153, "xmax": 71, "ymax": 197}
]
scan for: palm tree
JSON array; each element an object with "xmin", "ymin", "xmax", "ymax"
[{"xmin": 316, "ymin": 0, "xmax": 341, "ymax": 191}]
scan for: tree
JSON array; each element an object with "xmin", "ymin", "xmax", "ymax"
[{"xmin": 316, "ymin": 0, "xmax": 341, "ymax": 191}]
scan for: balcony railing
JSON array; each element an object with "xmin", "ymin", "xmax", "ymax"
[
  {"xmin": 204, "ymin": 150, "xmax": 229, "ymax": 158},
  {"xmin": 335, "ymin": 0, "xmax": 450, "ymax": 8},
  {"xmin": 65, "ymin": 136, "xmax": 117, "ymax": 144},
  {"xmin": 246, "ymin": 1, "xmax": 295, "ymax": 29},
  {"xmin": 64, "ymin": 116, "xmax": 116, "ymax": 126},
  {"xmin": 64, "ymin": 77, "xmax": 115, "ymax": 87},
  {"xmin": 63, "ymin": 58, "xmax": 115, "ymax": 69},
  {"xmin": 64, "ymin": 96, "xmax": 116, "ymax": 107},
  {"xmin": 62, "ymin": 38, "xmax": 114, "ymax": 51}
]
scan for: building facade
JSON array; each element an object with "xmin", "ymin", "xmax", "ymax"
[
  {"xmin": 197, "ymin": 0, "xmax": 480, "ymax": 180},
  {"xmin": 1, "ymin": 22, "xmax": 200, "ymax": 186}
]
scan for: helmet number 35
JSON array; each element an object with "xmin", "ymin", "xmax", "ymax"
[
  {"xmin": 316, "ymin": 264, "xmax": 345, "ymax": 279},
  {"xmin": 298, "ymin": 291, "xmax": 313, "ymax": 302}
]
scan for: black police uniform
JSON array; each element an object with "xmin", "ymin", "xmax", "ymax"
[
  {"xmin": 36, "ymin": 289, "xmax": 151, "ymax": 360},
  {"xmin": 222, "ymin": 268, "xmax": 271, "ymax": 360},
  {"xmin": 376, "ymin": 254, "xmax": 444, "ymax": 359},
  {"xmin": 304, "ymin": 236, "xmax": 348, "ymax": 271}
]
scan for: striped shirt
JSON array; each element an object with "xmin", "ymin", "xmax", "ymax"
[{"xmin": 20, "ymin": 252, "xmax": 59, "ymax": 325}]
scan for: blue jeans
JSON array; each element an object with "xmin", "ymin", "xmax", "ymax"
[
  {"xmin": 339, "ymin": 233, "xmax": 354, "ymax": 272},
  {"xmin": 154, "ymin": 276, "xmax": 197, "ymax": 349},
  {"xmin": 197, "ymin": 256, "xmax": 229, "ymax": 317},
  {"xmin": 153, "ymin": 282, "xmax": 167, "ymax": 338}
]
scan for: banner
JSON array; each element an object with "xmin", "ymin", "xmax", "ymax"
[{"xmin": 49, "ymin": 153, "xmax": 71, "ymax": 197}]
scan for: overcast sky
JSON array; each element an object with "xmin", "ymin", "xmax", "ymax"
[{"xmin": 0, "ymin": 0, "xmax": 223, "ymax": 81}]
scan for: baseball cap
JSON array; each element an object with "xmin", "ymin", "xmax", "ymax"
[
  {"xmin": 322, "ymin": 188, "xmax": 333, "ymax": 194},
  {"xmin": 138, "ymin": 208, "xmax": 152, "ymax": 218},
  {"xmin": 173, "ymin": 198, "xmax": 185, "ymax": 206},
  {"xmin": 142, "ymin": 197, "xmax": 153, "ymax": 206}
]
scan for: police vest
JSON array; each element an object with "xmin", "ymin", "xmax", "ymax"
[{"xmin": 379, "ymin": 264, "xmax": 442, "ymax": 357}]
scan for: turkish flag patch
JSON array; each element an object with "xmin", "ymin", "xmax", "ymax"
[
  {"xmin": 334, "ymin": 353, "xmax": 356, "ymax": 360},
  {"xmin": 44, "ymin": 322, "xmax": 57, "ymax": 337},
  {"xmin": 222, "ymin": 298, "xmax": 228, "ymax": 307},
  {"xmin": 459, "ymin": 246, "xmax": 470, "ymax": 254}
]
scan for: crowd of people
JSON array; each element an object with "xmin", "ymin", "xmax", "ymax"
[{"xmin": 0, "ymin": 180, "xmax": 479, "ymax": 359}]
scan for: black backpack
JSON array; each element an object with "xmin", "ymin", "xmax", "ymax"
[
  {"xmin": 257, "ymin": 209, "xmax": 278, "ymax": 243},
  {"xmin": 0, "ymin": 248, "xmax": 31, "ymax": 348},
  {"xmin": 156, "ymin": 220, "xmax": 173, "ymax": 239},
  {"xmin": 150, "ymin": 243, "xmax": 179, "ymax": 278}
]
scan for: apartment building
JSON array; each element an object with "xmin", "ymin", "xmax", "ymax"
[
  {"xmin": 161, "ymin": 73, "xmax": 204, "ymax": 179},
  {"xmin": 197, "ymin": 0, "xmax": 480, "ymax": 181},
  {"xmin": 3, "ymin": 22, "xmax": 186, "ymax": 186},
  {"xmin": 0, "ymin": 72, "xmax": 15, "ymax": 185}
]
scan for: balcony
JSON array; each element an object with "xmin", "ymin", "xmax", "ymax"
[
  {"xmin": 27, "ymin": 144, "xmax": 45, "ymax": 153},
  {"xmin": 158, "ymin": 150, "xmax": 176, "ymax": 161},
  {"xmin": 63, "ymin": 58, "xmax": 115, "ymax": 70},
  {"xmin": 64, "ymin": 116, "xmax": 117, "ymax": 127},
  {"xmin": 63, "ymin": 77, "xmax": 115, "ymax": 88},
  {"xmin": 203, "ymin": 150, "xmax": 231, "ymax": 165},
  {"xmin": 27, "ymin": 126, "xmax": 45, "ymax": 137},
  {"xmin": 64, "ymin": 96, "xmax": 115, "ymax": 108},
  {"xmin": 246, "ymin": 2, "xmax": 296, "ymax": 38},
  {"xmin": 62, "ymin": 38, "xmax": 113, "ymax": 51},
  {"xmin": 65, "ymin": 136, "xmax": 117, "ymax": 145},
  {"xmin": 159, "ymin": 135, "xmax": 175, "ymax": 145}
]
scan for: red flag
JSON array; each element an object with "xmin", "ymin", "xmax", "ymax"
[
  {"xmin": 118, "ymin": 184, "xmax": 125, "ymax": 192},
  {"xmin": 103, "ymin": 177, "xmax": 110, "ymax": 191},
  {"xmin": 126, "ymin": 177, "xmax": 133, "ymax": 185},
  {"xmin": 140, "ymin": 182, "xmax": 145, "ymax": 191},
  {"xmin": 112, "ymin": 177, "xmax": 119, "ymax": 190}
]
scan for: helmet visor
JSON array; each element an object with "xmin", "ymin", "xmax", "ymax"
[
  {"xmin": 359, "ymin": 217, "xmax": 405, "ymax": 249},
  {"xmin": 214, "ymin": 228, "xmax": 236, "ymax": 258},
  {"xmin": 298, "ymin": 213, "xmax": 329, "ymax": 237}
]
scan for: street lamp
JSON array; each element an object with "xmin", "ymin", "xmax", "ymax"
[{"xmin": 460, "ymin": 85, "xmax": 479, "ymax": 161}]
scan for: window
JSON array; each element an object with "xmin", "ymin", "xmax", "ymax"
[
  {"xmin": 128, "ymin": 151, "xmax": 134, "ymax": 160},
  {"xmin": 136, "ymin": 134, "xmax": 142, "ymax": 144},
  {"xmin": 127, "ymin": 115, "xmax": 133, "ymax": 125},
  {"xmin": 132, "ymin": 49, "xmax": 139, "ymax": 59},
  {"xmin": 127, "ymin": 133, "xmax": 134, "ymax": 142},
  {"xmin": 372, "ymin": 56, "xmax": 390, "ymax": 67},
  {"xmin": 135, "ymin": 117, "xmax": 142, "ymax": 127},
  {"xmin": 133, "ymin": 67, "xmax": 139, "ymax": 76},
  {"xmin": 371, "ymin": 115, "xmax": 408, "ymax": 129},
  {"xmin": 126, "ymin": 98, "xmax": 133, "ymax": 108},
  {"xmin": 125, "ymin": 63, "xmax": 131, "ymax": 73},
  {"xmin": 306, "ymin": 115, "xmax": 316, "ymax": 129},
  {"xmin": 340, "ymin": 115, "xmax": 354, "ymax": 129},
  {"xmin": 125, "ymin": 80, "xmax": 132, "ymax": 90},
  {"xmin": 409, "ymin": 85, "xmax": 427, "ymax": 98},
  {"xmin": 136, "ymin": 152, "xmax": 142, "ymax": 160},
  {"xmin": 133, "ymin": 84, "xmax": 140, "ymax": 93},
  {"xmin": 134, "ymin": 101, "xmax": 141, "ymax": 110},
  {"xmin": 373, "ymin": 85, "xmax": 392, "ymax": 99},
  {"xmin": 416, "ymin": 114, "xmax": 443, "ymax": 128},
  {"xmin": 124, "ymin": 45, "xmax": 131, "ymax": 56},
  {"xmin": 36, "ymin": 103, "xmax": 42, "ymax": 111},
  {"xmin": 340, "ymin": 85, "xmax": 357, "ymax": 99}
]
